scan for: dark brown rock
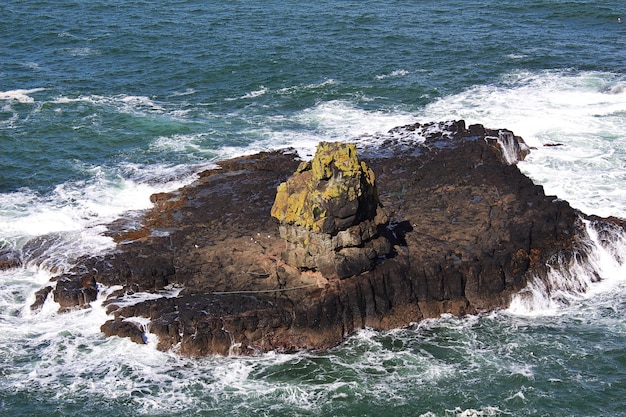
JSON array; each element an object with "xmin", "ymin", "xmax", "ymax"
[
  {"xmin": 53, "ymin": 274, "xmax": 98, "ymax": 311},
  {"xmin": 101, "ymin": 319, "xmax": 147, "ymax": 345},
  {"xmin": 28, "ymin": 120, "xmax": 624, "ymax": 356},
  {"xmin": 30, "ymin": 285, "xmax": 53, "ymax": 312}
]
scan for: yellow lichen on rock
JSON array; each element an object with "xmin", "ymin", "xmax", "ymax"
[
  {"xmin": 271, "ymin": 141, "xmax": 391, "ymax": 279},
  {"xmin": 310, "ymin": 142, "xmax": 359, "ymax": 180},
  {"xmin": 271, "ymin": 142, "xmax": 378, "ymax": 233},
  {"xmin": 361, "ymin": 161, "xmax": 375, "ymax": 184}
]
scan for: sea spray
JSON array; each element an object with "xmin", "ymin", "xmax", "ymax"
[
  {"xmin": 422, "ymin": 70, "xmax": 626, "ymax": 218},
  {"xmin": 508, "ymin": 218, "xmax": 626, "ymax": 315}
]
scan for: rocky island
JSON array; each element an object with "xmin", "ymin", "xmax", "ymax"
[{"xmin": 10, "ymin": 120, "xmax": 623, "ymax": 356}]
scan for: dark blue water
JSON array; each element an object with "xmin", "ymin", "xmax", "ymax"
[{"xmin": 1, "ymin": 1, "xmax": 625, "ymax": 416}]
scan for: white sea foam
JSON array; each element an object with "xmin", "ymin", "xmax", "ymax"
[
  {"xmin": 168, "ymin": 88, "xmax": 197, "ymax": 97},
  {"xmin": 420, "ymin": 70, "xmax": 626, "ymax": 218},
  {"xmin": 215, "ymin": 100, "xmax": 418, "ymax": 161},
  {"xmin": 20, "ymin": 61, "xmax": 43, "ymax": 71},
  {"xmin": 0, "ymin": 159, "xmax": 201, "ymax": 398},
  {"xmin": 0, "ymin": 88, "xmax": 45, "ymax": 103},
  {"xmin": 493, "ymin": 129, "xmax": 530, "ymax": 165},
  {"xmin": 51, "ymin": 93, "xmax": 168, "ymax": 114},
  {"xmin": 225, "ymin": 86, "xmax": 269, "ymax": 101},
  {"xmin": 376, "ymin": 69, "xmax": 410, "ymax": 79},
  {"xmin": 241, "ymin": 85, "xmax": 268, "ymax": 99},
  {"xmin": 0, "ymin": 278, "xmax": 182, "ymax": 403},
  {"xmin": 0, "ymin": 162, "xmax": 198, "ymax": 269},
  {"xmin": 281, "ymin": 100, "xmax": 416, "ymax": 153},
  {"xmin": 66, "ymin": 47, "xmax": 97, "ymax": 57},
  {"xmin": 277, "ymin": 78, "xmax": 337, "ymax": 95},
  {"xmin": 108, "ymin": 285, "xmax": 183, "ymax": 309},
  {"xmin": 0, "ymin": 103, "xmax": 19, "ymax": 128},
  {"xmin": 444, "ymin": 407, "xmax": 505, "ymax": 417},
  {"xmin": 304, "ymin": 78, "xmax": 337, "ymax": 89},
  {"xmin": 150, "ymin": 132, "xmax": 218, "ymax": 156},
  {"xmin": 508, "ymin": 218, "xmax": 626, "ymax": 316},
  {"xmin": 118, "ymin": 94, "xmax": 166, "ymax": 112}
]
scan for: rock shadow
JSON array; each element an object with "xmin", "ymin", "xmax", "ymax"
[{"xmin": 378, "ymin": 219, "xmax": 413, "ymax": 256}]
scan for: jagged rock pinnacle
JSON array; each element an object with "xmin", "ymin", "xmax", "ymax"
[{"xmin": 271, "ymin": 142, "xmax": 391, "ymax": 279}]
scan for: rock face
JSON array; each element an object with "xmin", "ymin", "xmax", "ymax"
[
  {"xmin": 53, "ymin": 275, "xmax": 98, "ymax": 311},
  {"xmin": 271, "ymin": 142, "xmax": 391, "ymax": 279},
  {"xmin": 24, "ymin": 120, "xmax": 625, "ymax": 356}
]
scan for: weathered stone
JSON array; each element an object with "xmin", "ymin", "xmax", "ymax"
[
  {"xmin": 30, "ymin": 285, "xmax": 53, "ymax": 312},
  {"xmin": 271, "ymin": 142, "xmax": 391, "ymax": 279},
  {"xmin": 271, "ymin": 142, "xmax": 379, "ymax": 234},
  {"xmin": 26, "ymin": 120, "xmax": 626, "ymax": 356},
  {"xmin": 101, "ymin": 319, "xmax": 147, "ymax": 345},
  {"xmin": 53, "ymin": 275, "xmax": 98, "ymax": 311}
]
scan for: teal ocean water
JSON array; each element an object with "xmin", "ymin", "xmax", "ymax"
[{"xmin": 2, "ymin": 1, "xmax": 626, "ymax": 416}]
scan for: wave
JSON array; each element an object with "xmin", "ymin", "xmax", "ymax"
[
  {"xmin": 0, "ymin": 88, "xmax": 46, "ymax": 103},
  {"xmin": 288, "ymin": 100, "xmax": 414, "ymax": 140},
  {"xmin": 2, "ymin": 91, "xmax": 195, "ymax": 134},
  {"xmin": 65, "ymin": 46, "xmax": 98, "ymax": 57},
  {"xmin": 52, "ymin": 93, "xmax": 169, "ymax": 114},
  {"xmin": 508, "ymin": 218, "xmax": 626, "ymax": 316},
  {"xmin": 420, "ymin": 69, "xmax": 626, "ymax": 218},
  {"xmin": 375, "ymin": 69, "xmax": 410, "ymax": 80},
  {"xmin": 0, "ymin": 89, "xmax": 46, "ymax": 127},
  {"xmin": 276, "ymin": 78, "xmax": 338, "ymax": 95},
  {"xmin": 225, "ymin": 86, "xmax": 270, "ymax": 101},
  {"xmin": 168, "ymin": 88, "xmax": 197, "ymax": 97},
  {"xmin": 227, "ymin": 80, "xmax": 340, "ymax": 102},
  {"xmin": 0, "ymin": 162, "xmax": 199, "ymax": 270},
  {"xmin": 421, "ymin": 70, "xmax": 626, "ymax": 146}
]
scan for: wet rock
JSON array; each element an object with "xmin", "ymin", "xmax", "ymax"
[
  {"xmin": 101, "ymin": 319, "xmax": 147, "ymax": 345},
  {"xmin": 28, "ymin": 120, "xmax": 623, "ymax": 356},
  {"xmin": 0, "ymin": 249, "xmax": 21, "ymax": 270},
  {"xmin": 53, "ymin": 275, "xmax": 98, "ymax": 311},
  {"xmin": 30, "ymin": 285, "xmax": 53, "ymax": 312}
]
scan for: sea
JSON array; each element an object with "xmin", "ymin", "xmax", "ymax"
[{"xmin": 1, "ymin": 1, "xmax": 626, "ymax": 416}]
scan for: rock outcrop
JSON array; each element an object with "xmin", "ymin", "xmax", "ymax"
[
  {"xmin": 53, "ymin": 275, "xmax": 98, "ymax": 311},
  {"xmin": 23, "ymin": 120, "xmax": 624, "ymax": 356},
  {"xmin": 271, "ymin": 141, "xmax": 391, "ymax": 279}
]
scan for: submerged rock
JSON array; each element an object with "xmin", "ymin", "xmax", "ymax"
[
  {"xmin": 0, "ymin": 249, "xmax": 21, "ymax": 271},
  {"xmin": 28, "ymin": 120, "xmax": 624, "ymax": 356},
  {"xmin": 271, "ymin": 142, "xmax": 391, "ymax": 279}
]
